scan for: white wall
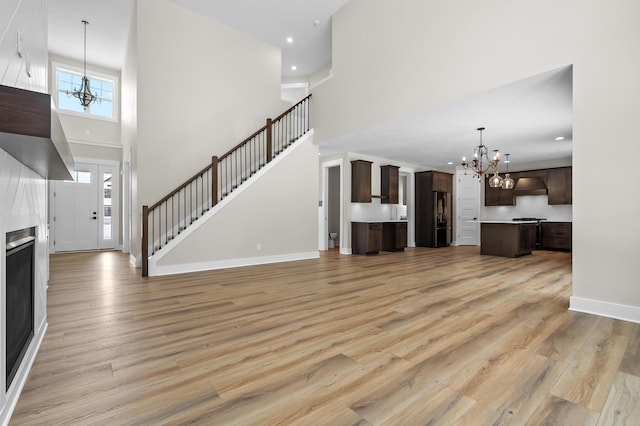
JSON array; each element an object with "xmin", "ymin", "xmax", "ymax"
[
  {"xmin": 312, "ymin": 0, "xmax": 640, "ymax": 321},
  {"xmin": 0, "ymin": 0, "xmax": 48, "ymax": 94},
  {"xmin": 132, "ymin": 0, "xmax": 283, "ymax": 263},
  {"xmin": 0, "ymin": 0, "xmax": 49, "ymax": 422},
  {"xmin": 154, "ymin": 133, "xmax": 319, "ymax": 274},
  {"xmin": 483, "ymin": 196, "xmax": 572, "ymax": 222},
  {"xmin": 136, "ymin": 0, "xmax": 283, "ymax": 205}
]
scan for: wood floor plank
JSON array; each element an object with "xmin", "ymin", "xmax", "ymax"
[
  {"xmin": 8, "ymin": 247, "xmax": 640, "ymax": 425},
  {"xmin": 453, "ymin": 353, "xmax": 560, "ymax": 425},
  {"xmin": 597, "ymin": 372, "xmax": 640, "ymax": 425},
  {"xmin": 382, "ymin": 384, "xmax": 475, "ymax": 425},
  {"xmin": 551, "ymin": 327, "xmax": 630, "ymax": 411},
  {"xmin": 526, "ymin": 395, "xmax": 599, "ymax": 426},
  {"xmin": 619, "ymin": 326, "xmax": 640, "ymax": 376}
]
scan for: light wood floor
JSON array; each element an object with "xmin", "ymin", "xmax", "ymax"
[{"xmin": 11, "ymin": 247, "xmax": 640, "ymax": 425}]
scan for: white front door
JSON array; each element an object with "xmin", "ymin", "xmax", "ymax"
[
  {"xmin": 53, "ymin": 162, "xmax": 119, "ymax": 252},
  {"xmin": 456, "ymin": 170, "xmax": 480, "ymax": 245},
  {"xmin": 54, "ymin": 163, "xmax": 99, "ymax": 251}
]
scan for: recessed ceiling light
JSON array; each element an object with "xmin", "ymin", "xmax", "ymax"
[
  {"xmin": 447, "ymin": 162, "xmax": 453, "ymax": 165},
  {"xmin": 286, "ymin": 37, "xmax": 293, "ymax": 44},
  {"xmin": 313, "ymin": 19, "xmax": 321, "ymax": 26},
  {"xmin": 555, "ymin": 136, "xmax": 565, "ymax": 141},
  {"xmin": 291, "ymin": 65, "xmax": 297, "ymax": 71}
]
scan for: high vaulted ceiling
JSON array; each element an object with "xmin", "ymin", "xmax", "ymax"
[
  {"xmin": 48, "ymin": 0, "xmax": 135, "ymax": 71},
  {"xmin": 47, "ymin": 0, "xmax": 349, "ymax": 78},
  {"xmin": 47, "ymin": 2, "xmax": 572, "ymax": 171}
]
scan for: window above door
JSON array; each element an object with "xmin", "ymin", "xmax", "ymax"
[{"xmin": 52, "ymin": 62, "xmax": 119, "ymax": 122}]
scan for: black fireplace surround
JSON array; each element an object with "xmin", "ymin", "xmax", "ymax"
[{"xmin": 5, "ymin": 227, "xmax": 35, "ymax": 391}]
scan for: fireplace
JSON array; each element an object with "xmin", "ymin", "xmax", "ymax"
[{"xmin": 5, "ymin": 227, "xmax": 35, "ymax": 391}]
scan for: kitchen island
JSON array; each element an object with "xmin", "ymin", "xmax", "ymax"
[{"xmin": 479, "ymin": 221, "xmax": 537, "ymax": 258}]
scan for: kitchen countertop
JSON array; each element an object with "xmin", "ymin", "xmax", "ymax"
[
  {"xmin": 352, "ymin": 220, "xmax": 408, "ymax": 223},
  {"xmin": 470, "ymin": 220, "xmax": 539, "ymax": 224}
]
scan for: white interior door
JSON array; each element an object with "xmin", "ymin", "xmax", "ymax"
[
  {"xmin": 456, "ymin": 170, "xmax": 480, "ymax": 245},
  {"xmin": 54, "ymin": 163, "xmax": 99, "ymax": 251}
]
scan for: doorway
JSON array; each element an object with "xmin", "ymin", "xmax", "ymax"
[
  {"xmin": 51, "ymin": 161, "xmax": 120, "ymax": 252},
  {"xmin": 320, "ymin": 159, "xmax": 343, "ymax": 252},
  {"xmin": 455, "ymin": 169, "xmax": 480, "ymax": 245}
]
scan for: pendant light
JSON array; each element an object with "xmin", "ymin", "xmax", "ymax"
[
  {"xmin": 68, "ymin": 20, "xmax": 98, "ymax": 109},
  {"xmin": 502, "ymin": 154, "xmax": 515, "ymax": 189}
]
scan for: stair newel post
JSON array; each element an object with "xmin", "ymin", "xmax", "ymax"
[
  {"xmin": 266, "ymin": 118, "xmax": 273, "ymax": 163},
  {"xmin": 142, "ymin": 205, "xmax": 149, "ymax": 277},
  {"xmin": 211, "ymin": 156, "xmax": 219, "ymax": 207}
]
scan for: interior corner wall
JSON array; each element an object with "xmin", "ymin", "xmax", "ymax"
[
  {"xmin": 121, "ymin": 3, "xmax": 138, "ymax": 262},
  {"xmin": 312, "ymin": 0, "xmax": 640, "ymax": 316},
  {"xmin": 156, "ymin": 135, "xmax": 319, "ymax": 269}
]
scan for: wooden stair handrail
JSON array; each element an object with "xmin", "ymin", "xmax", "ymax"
[
  {"xmin": 141, "ymin": 94, "xmax": 311, "ymax": 277},
  {"xmin": 149, "ymin": 163, "xmax": 213, "ymax": 211}
]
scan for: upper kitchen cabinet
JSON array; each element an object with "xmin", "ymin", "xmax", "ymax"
[
  {"xmin": 433, "ymin": 170, "xmax": 453, "ymax": 193},
  {"xmin": 484, "ymin": 174, "xmax": 516, "ymax": 206},
  {"xmin": 547, "ymin": 167, "xmax": 572, "ymax": 205},
  {"xmin": 380, "ymin": 165, "xmax": 399, "ymax": 204},
  {"xmin": 351, "ymin": 160, "xmax": 372, "ymax": 202},
  {"xmin": 415, "ymin": 170, "xmax": 453, "ymax": 193}
]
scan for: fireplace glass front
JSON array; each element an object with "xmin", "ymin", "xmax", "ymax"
[{"xmin": 5, "ymin": 227, "xmax": 35, "ymax": 391}]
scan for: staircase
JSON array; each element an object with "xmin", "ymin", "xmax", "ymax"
[{"xmin": 141, "ymin": 95, "xmax": 311, "ymax": 276}]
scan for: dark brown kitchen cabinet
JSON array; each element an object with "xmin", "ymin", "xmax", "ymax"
[
  {"xmin": 484, "ymin": 173, "xmax": 517, "ymax": 206},
  {"xmin": 381, "ymin": 165, "xmax": 399, "ymax": 204},
  {"xmin": 382, "ymin": 222, "xmax": 407, "ymax": 251},
  {"xmin": 351, "ymin": 160, "xmax": 372, "ymax": 202},
  {"xmin": 351, "ymin": 160, "xmax": 371, "ymax": 203},
  {"xmin": 415, "ymin": 171, "xmax": 453, "ymax": 247},
  {"xmin": 431, "ymin": 170, "xmax": 453, "ymax": 193},
  {"xmin": 541, "ymin": 222, "xmax": 572, "ymax": 251},
  {"xmin": 481, "ymin": 222, "xmax": 536, "ymax": 257},
  {"xmin": 352, "ymin": 222, "xmax": 382, "ymax": 254},
  {"xmin": 547, "ymin": 167, "xmax": 572, "ymax": 205}
]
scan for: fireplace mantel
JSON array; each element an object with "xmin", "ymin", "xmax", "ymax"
[{"xmin": 0, "ymin": 85, "xmax": 74, "ymax": 180}]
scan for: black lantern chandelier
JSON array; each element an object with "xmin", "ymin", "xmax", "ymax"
[
  {"xmin": 461, "ymin": 127, "xmax": 513, "ymax": 189},
  {"xmin": 67, "ymin": 20, "xmax": 98, "ymax": 109}
]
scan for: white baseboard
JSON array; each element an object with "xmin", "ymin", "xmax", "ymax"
[
  {"xmin": 340, "ymin": 248, "xmax": 352, "ymax": 255},
  {"xmin": 569, "ymin": 296, "xmax": 640, "ymax": 324},
  {"xmin": 150, "ymin": 251, "xmax": 320, "ymax": 276}
]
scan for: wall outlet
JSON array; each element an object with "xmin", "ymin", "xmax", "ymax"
[{"xmin": 256, "ymin": 243, "xmax": 261, "ymax": 250}]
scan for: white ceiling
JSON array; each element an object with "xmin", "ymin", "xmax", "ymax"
[
  {"xmin": 47, "ymin": 0, "xmax": 349, "ymax": 78},
  {"xmin": 47, "ymin": 2, "xmax": 572, "ymax": 171},
  {"xmin": 319, "ymin": 66, "xmax": 573, "ymax": 171},
  {"xmin": 48, "ymin": 0, "xmax": 135, "ymax": 71},
  {"xmin": 169, "ymin": 0, "xmax": 350, "ymax": 78}
]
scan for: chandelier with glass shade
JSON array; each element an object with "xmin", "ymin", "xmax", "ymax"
[{"xmin": 461, "ymin": 127, "xmax": 514, "ymax": 190}]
